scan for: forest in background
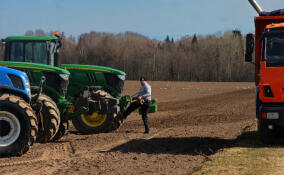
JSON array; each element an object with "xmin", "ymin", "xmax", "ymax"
[{"xmin": 0, "ymin": 29, "xmax": 255, "ymax": 82}]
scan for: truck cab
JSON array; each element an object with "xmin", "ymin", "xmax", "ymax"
[{"xmin": 259, "ymin": 22, "xmax": 284, "ymax": 104}]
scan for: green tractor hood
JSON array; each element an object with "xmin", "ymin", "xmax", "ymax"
[
  {"xmin": 0, "ymin": 61, "xmax": 70, "ymax": 104},
  {"xmin": 61, "ymin": 64, "xmax": 126, "ymax": 99},
  {"xmin": 61, "ymin": 64, "xmax": 126, "ymax": 75},
  {"xmin": 0, "ymin": 61, "xmax": 70, "ymax": 74}
]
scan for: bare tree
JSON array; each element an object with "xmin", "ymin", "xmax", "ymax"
[{"xmin": 20, "ymin": 29, "xmax": 255, "ymax": 82}]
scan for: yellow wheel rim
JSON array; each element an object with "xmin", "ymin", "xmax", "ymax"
[{"xmin": 81, "ymin": 112, "xmax": 107, "ymax": 127}]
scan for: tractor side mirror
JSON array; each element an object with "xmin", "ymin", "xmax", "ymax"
[{"xmin": 245, "ymin": 33, "xmax": 255, "ymax": 62}]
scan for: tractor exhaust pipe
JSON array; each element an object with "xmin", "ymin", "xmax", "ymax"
[{"xmin": 248, "ymin": 0, "xmax": 263, "ymax": 15}]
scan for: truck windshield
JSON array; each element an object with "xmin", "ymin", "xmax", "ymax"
[
  {"xmin": 265, "ymin": 32, "xmax": 284, "ymax": 62},
  {"xmin": 10, "ymin": 41, "xmax": 48, "ymax": 65}
]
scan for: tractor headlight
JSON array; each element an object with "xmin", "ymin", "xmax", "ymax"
[
  {"xmin": 59, "ymin": 74, "xmax": 69, "ymax": 81},
  {"xmin": 8, "ymin": 74, "xmax": 24, "ymax": 90},
  {"xmin": 8, "ymin": 73, "xmax": 31, "ymax": 99},
  {"xmin": 24, "ymin": 77, "xmax": 31, "ymax": 98},
  {"xmin": 117, "ymin": 74, "xmax": 125, "ymax": 81}
]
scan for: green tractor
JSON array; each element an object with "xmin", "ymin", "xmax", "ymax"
[
  {"xmin": 0, "ymin": 37, "xmax": 76, "ymax": 142},
  {"xmin": 1, "ymin": 34, "xmax": 157, "ymax": 136}
]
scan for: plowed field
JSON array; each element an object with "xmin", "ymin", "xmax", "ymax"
[{"xmin": 0, "ymin": 81, "xmax": 255, "ymax": 174}]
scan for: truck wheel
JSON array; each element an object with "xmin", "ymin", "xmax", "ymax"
[
  {"xmin": 256, "ymin": 92, "xmax": 261, "ymax": 118},
  {"xmin": 52, "ymin": 120, "xmax": 70, "ymax": 141},
  {"xmin": 273, "ymin": 125, "xmax": 284, "ymax": 138},
  {"xmin": 36, "ymin": 94, "xmax": 60, "ymax": 143},
  {"xmin": 72, "ymin": 90, "xmax": 116, "ymax": 134},
  {"xmin": 0, "ymin": 94, "xmax": 38, "ymax": 157},
  {"xmin": 258, "ymin": 119, "xmax": 273, "ymax": 144}
]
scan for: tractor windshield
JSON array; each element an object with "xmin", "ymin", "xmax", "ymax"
[
  {"xmin": 10, "ymin": 41, "xmax": 48, "ymax": 65},
  {"xmin": 265, "ymin": 32, "xmax": 284, "ymax": 63}
]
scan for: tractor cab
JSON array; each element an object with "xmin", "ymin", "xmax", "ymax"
[
  {"xmin": 258, "ymin": 23, "xmax": 284, "ymax": 103},
  {"xmin": 3, "ymin": 36, "xmax": 61, "ymax": 67}
]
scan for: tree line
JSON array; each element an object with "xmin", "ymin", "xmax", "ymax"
[{"xmin": 0, "ymin": 29, "xmax": 255, "ymax": 82}]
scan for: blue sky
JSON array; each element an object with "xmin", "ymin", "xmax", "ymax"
[{"xmin": 0, "ymin": 0, "xmax": 284, "ymax": 40}]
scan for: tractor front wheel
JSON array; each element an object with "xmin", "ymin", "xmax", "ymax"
[
  {"xmin": 72, "ymin": 90, "xmax": 119, "ymax": 134},
  {"xmin": 72, "ymin": 112, "xmax": 114, "ymax": 134},
  {"xmin": 36, "ymin": 94, "xmax": 60, "ymax": 143},
  {"xmin": 72, "ymin": 90, "xmax": 120, "ymax": 134},
  {"xmin": 0, "ymin": 94, "xmax": 38, "ymax": 157}
]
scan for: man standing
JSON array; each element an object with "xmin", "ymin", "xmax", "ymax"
[{"xmin": 122, "ymin": 76, "xmax": 152, "ymax": 133}]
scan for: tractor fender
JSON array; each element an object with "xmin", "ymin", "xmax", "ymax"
[{"xmin": 0, "ymin": 88, "xmax": 30, "ymax": 103}]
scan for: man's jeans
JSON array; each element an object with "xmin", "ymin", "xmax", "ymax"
[{"xmin": 123, "ymin": 99, "xmax": 152, "ymax": 132}]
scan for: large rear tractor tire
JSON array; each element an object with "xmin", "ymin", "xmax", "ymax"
[
  {"xmin": 36, "ymin": 94, "xmax": 60, "ymax": 143},
  {"xmin": 72, "ymin": 90, "xmax": 118, "ymax": 134},
  {"xmin": 0, "ymin": 94, "xmax": 38, "ymax": 157}
]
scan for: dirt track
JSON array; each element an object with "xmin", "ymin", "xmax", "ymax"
[{"xmin": 0, "ymin": 81, "xmax": 255, "ymax": 175}]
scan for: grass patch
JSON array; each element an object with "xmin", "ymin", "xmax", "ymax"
[
  {"xmin": 192, "ymin": 147, "xmax": 281, "ymax": 175},
  {"xmin": 192, "ymin": 124, "xmax": 284, "ymax": 175}
]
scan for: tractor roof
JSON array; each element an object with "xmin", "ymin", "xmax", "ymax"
[{"xmin": 5, "ymin": 36, "xmax": 58, "ymax": 42}]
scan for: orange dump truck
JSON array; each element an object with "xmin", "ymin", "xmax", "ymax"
[{"xmin": 246, "ymin": 0, "xmax": 284, "ymax": 143}]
